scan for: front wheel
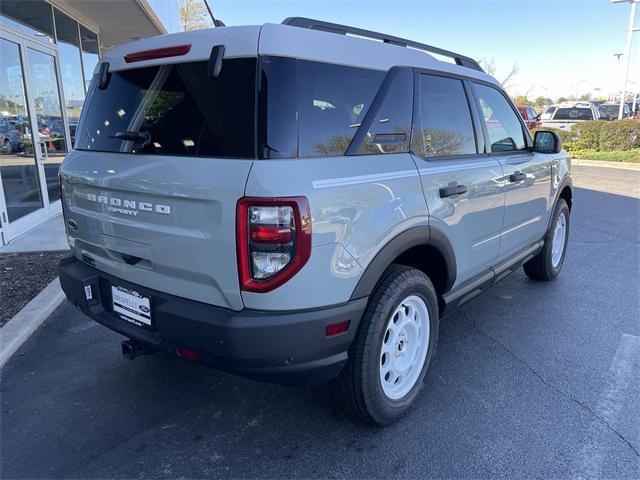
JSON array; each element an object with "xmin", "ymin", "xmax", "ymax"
[
  {"xmin": 524, "ymin": 198, "xmax": 570, "ymax": 281},
  {"xmin": 330, "ymin": 265, "xmax": 439, "ymax": 425}
]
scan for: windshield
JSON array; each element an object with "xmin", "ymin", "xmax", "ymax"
[
  {"xmin": 553, "ymin": 108, "xmax": 593, "ymax": 120},
  {"xmin": 75, "ymin": 58, "xmax": 256, "ymax": 158}
]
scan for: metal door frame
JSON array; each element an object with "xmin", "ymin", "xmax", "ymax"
[{"xmin": 0, "ymin": 26, "xmax": 70, "ymax": 244}]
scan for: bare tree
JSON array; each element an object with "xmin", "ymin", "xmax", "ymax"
[
  {"xmin": 479, "ymin": 57, "xmax": 519, "ymax": 90},
  {"xmin": 501, "ymin": 64, "xmax": 520, "ymax": 90},
  {"xmin": 179, "ymin": 0, "xmax": 212, "ymax": 31}
]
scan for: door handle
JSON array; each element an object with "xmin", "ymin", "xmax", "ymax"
[
  {"xmin": 509, "ymin": 172, "xmax": 527, "ymax": 182},
  {"xmin": 439, "ymin": 185, "xmax": 467, "ymax": 198}
]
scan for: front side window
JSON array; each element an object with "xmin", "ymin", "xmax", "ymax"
[
  {"xmin": 298, "ymin": 61, "xmax": 384, "ymax": 157},
  {"xmin": 414, "ymin": 74, "xmax": 477, "ymax": 158},
  {"xmin": 75, "ymin": 58, "xmax": 256, "ymax": 158},
  {"xmin": 473, "ymin": 83, "xmax": 526, "ymax": 152}
]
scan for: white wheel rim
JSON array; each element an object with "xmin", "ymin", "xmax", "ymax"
[
  {"xmin": 551, "ymin": 211, "xmax": 567, "ymax": 268},
  {"xmin": 379, "ymin": 295, "xmax": 430, "ymax": 400}
]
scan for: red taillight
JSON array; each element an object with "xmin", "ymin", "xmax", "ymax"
[
  {"xmin": 237, "ymin": 197, "xmax": 311, "ymax": 293},
  {"xmin": 250, "ymin": 225, "xmax": 292, "ymax": 244},
  {"xmin": 124, "ymin": 44, "xmax": 191, "ymax": 63}
]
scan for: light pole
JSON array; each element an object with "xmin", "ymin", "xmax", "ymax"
[
  {"xmin": 575, "ymin": 80, "xmax": 586, "ymax": 100},
  {"xmin": 612, "ymin": 0, "xmax": 639, "ymax": 119},
  {"xmin": 613, "ymin": 53, "xmax": 624, "ymax": 100}
]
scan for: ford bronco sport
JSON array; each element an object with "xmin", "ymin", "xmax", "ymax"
[{"xmin": 59, "ymin": 18, "xmax": 572, "ymax": 425}]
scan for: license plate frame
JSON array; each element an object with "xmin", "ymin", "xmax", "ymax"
[{"xmin": 111, "ymin": 285, "xmax": 152, "ymax": 329}]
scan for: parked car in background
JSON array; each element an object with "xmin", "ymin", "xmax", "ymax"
[
  {"xmin": 540, "ymin": 105, "xmax": 557, "ymax": 120},
  {"xmin": 540, "ymin": 102, "xmax": 600, "ymax": 130},
  {"xmin": 598, "ymin": 102, "xmax": 631, "ymax": 120},
  {"xmin": 517, "ymin": 105, "xmax": 540, "ymax": 129},
  {"xmin": 0, "ymin": 116, "xmax": 20, "ymax": 154}
]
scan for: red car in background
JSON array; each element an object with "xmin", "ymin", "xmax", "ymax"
[{"xmin": 517, "ymin": 105, "xmax": 541, "ymax": 129}]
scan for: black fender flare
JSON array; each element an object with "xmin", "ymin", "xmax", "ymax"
[
  {"xmin": 547, "ymin": 175, "xmax": 573, "ymax": 232},
  {"xmin": 349, "ymin": 226, "xmax": 456, "ymax": 300}
]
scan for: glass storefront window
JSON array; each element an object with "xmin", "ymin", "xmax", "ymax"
[
  {"xmin": 53, "ymin": 8, "xmax": 84, "ymax": 145},
  {"xmin": 0, "ymin": 38, "xmax": 43, "ymax": 222},
  {"xmin": 0, "ymin": 0, "xmax": 55, "ymax": 44},
  {"xmin": 26, "ymin": 48, "xmax": 67, "ymax": 203},
  {"xmin": 79, "ymin": 26, "xmax": 99, "ymax": 93}
]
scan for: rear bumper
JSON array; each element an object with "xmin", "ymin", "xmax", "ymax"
[{"xmin": 59, "ymin": 255, "xmax": 366, "ymax": 384}]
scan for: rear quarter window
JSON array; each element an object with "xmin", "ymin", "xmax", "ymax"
[
  {"xmin": 297, "ymin": 60, "xmax": 384, "ymax": 157},
  {"xmin": 75, "ymin": 58, "xmax": 256, "ymax": 158}
]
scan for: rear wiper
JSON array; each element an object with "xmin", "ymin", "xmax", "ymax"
[{"xmin": 112, "ymin": 131, "xmax": 151, "ymax": 145}]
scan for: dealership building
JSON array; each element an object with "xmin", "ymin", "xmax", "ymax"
[{"xmin": 0, "ymin": 0, "xmax": 183, "ymax": 246}]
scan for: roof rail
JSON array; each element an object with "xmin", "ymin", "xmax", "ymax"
[{"xmin": 281, "ymin": 17, "xmax": 484, "ymax": 72}]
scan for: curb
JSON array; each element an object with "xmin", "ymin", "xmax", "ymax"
[
  {"xmin": 0, "ymin": 278, "xmax": 65, "ymax": 368},
  {"xmin": 572, "ymin": 159, "xmax": 640, "ymax": 171}
]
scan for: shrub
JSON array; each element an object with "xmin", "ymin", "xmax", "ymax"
[
  {"xmin": 534, "ymin": 120, "xmax": 640, "ymax": 152},
  {"xmin": 571, "ymin": 121, "xmax": 602, "ymax": 150},
  {"xmin": 598, "ymin": 120, "xmax": 640, "ymax": 151}
]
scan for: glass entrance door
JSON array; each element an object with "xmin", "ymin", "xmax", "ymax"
[
  {"xmin": 25, "ymin": 46, "xmax": 68, "ymax": 206},
  {"xmin": 0, "ymin": 29, "xmax": 68, "ymax": 244},
  {"xmin": 0, "ymin": 35, "xmax": 46, "ymax": 243}
]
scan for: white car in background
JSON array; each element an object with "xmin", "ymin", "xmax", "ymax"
[{"xmin": 539, "ymin": 102, "xmax": 600, "ymax": 130}]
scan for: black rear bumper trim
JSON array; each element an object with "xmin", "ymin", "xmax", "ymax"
[{"xmin": 59, "ymin": 254, "xmax": 367, "ymax": 384}]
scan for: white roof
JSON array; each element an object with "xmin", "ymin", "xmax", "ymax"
[{"xmin": 99, "ymin": 23, "xmax": 499, "ymax": 87}]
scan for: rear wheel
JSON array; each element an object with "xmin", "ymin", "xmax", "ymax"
[
  {"xmin": 524, "ymin": 198, "xmax": 570, "ymax": 281},
  {"xmin": 330, "ymin": 265, "xmax": 439, "ymax": 425}
]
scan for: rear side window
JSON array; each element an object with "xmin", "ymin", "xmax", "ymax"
[
  {"xmin": 298, "ymin": 61, "xmax": 384, "ymax": 157},
  {"xmin": 414, "ymin": 74, "xmax": 477, "ymax": 158},
  {"xmin": 472, "ymin": 83, "xmax": 526, "ymax": 152},
  {"xmin": 553, "ymin": 108, "xmax": 593, "ymax": 120},
  {"xmin": 75, "ymin": 58, "xmax": 256, "ymax": 158}
]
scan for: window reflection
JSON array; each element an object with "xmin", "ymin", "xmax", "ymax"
[
  {"xmin": 473, "ymin": 83, "xmax": 526, "ymax": 152},
  {"xmin": 26, "ymin": 48, "xmax": 67, "ymax": 203},
  {"xmin": 0, "ymin": 0, "xmax": 55, "ymax": 44},
  {"xmin": 415, "ymin": 75, "xmax": 476, "ymax": 158},
  {"xmin": 0, "ymin": 38, "xmax": 43, "ymax": 222},
  {"xmin": 54, "ymin": 8, "xmax": 84, "ymax": 145},
  {"xmin": 298, "ymin": 61, "xmax": 384, "ymax": 157},
  {"xmin": 80, "ymin": 26, "xmax": 99, "ymax": 93}
]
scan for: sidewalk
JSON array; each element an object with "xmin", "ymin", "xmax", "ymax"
[
  {"xmin": 572, "ymin": 158, "xmax": 640, "ymax": 171},
  {"xmin": 0, "ymin": 214, "xmax": 68, "ymax": 253}
]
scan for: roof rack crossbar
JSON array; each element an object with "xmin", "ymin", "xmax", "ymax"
[{"xmin": 281, "ymin": 17, "xmax": 483, "ymax": 72}]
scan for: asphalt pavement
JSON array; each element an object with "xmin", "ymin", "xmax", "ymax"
[{"xmin": 2, "ymin": 165, "xmax": 639, "ymax": 479}]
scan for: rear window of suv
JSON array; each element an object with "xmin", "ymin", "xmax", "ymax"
[
  {"xmin": 75, "ymin": 58, "xmax": 256, "ymax": 158},
  {"xmin": 553, "ymin": 108, "xmax": 593, "ymax": 120}
]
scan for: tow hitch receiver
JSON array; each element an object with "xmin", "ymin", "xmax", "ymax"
[{"xmin": 121, "ymin": 339, "xmax": 154, "ymax": 360}]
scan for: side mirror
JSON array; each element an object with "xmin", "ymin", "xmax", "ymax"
[{"xmin": 533, "ymin": 130, "xmax": 562, "ymax": 154}]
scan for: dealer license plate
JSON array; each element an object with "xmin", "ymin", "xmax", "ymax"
[{"xmin": 111, "ymin": 285, "xmax": 152, "ymax": 328}]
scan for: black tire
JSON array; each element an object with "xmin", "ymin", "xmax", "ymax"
[
  {"xmin": 330, "ymin": 264, "xmax": 439, "ymax": 426},
  {"xmin": 524, "ymin": 198, "xmax": 570, "ymax": 281}
]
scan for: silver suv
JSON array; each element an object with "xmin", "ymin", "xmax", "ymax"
[{"xmin": 59, "ymin": 18, "xmax": 572, "ymax": 425}]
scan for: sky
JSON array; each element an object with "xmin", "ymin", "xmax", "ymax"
[{"xmin": 154, "ymin": 0, "xmax": 640, "ymax": 100}]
